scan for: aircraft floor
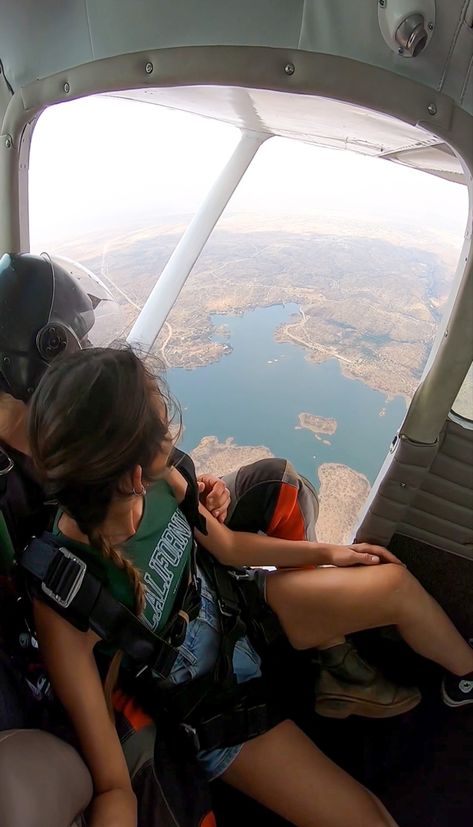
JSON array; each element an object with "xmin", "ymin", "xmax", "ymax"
[
  {"xmin": 212, "ymin": 535, "xmax": 473, "ymax": 827},
  {"xmin": 212, "ymin": 642, "xmax": 472, "ymax": 827}
]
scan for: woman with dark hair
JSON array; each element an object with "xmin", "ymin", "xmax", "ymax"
[{"xmin": 27, "ymin": 347, "xmax": 473, "ymax": 827}]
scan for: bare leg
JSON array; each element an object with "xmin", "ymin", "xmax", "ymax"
[
  {"xmin": 266, "ymin": 563, "xmax": 473, "ymax": 677},
  {"xmin": 318, "ymin": 637, "xmax": 346, "ymax": 650},
  {"xmin": 224, "ymin": 460, "xmax": 349, "ymax": 654},
  {"xmin": 222, "ymin": 720, "xmax": 397, "ymax": 827}
]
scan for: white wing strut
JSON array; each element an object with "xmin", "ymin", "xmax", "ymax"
[{"xmin": 127, "ymin": 129, "xmax": 268, "ymax": 352}]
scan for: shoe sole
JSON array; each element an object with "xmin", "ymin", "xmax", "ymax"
[
  {"xmin": 441, "ymin": 683, "xmax": 473, "ymax": 708},
  {"xmin": 315, "ymin": 693, "xmax": 421, "ymax": 719}
]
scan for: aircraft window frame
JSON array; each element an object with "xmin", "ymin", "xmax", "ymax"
[{"xmin": 449, "ymin": 362, "xmax": 473, "ymax": 428}]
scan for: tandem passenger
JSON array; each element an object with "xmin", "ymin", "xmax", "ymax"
[
  {"xmin": 24, "ymin": 345, "xmax": 473, "ymax": 827},
  {"xmin": 0, "ymin": 253, "xmax": 230, "ymax": 827}
]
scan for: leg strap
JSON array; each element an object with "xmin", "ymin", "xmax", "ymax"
[
  {"xmin": 228, "ymin": 569, "xmax": 283, "ymax": 650},
  {"xmin": 175, "ymin": 677, "xmax": 283, "ymax": 753}
]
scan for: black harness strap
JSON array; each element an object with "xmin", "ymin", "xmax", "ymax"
[
  {"xmin": 198, "ymin": 549, "xmax": 282, "ymax": 657},
  {"xmin": 19, "ymin": 533, "xmax": 199, "ymax": 679},
  {"xmin": 130, "ymin": 549, "xmax": 248, "ymax": 725},
  {"xmin": 198, "ymin": 550, "xmax": 247, "ymax": 687},
  {"xmin": 131, "ymin": 550, "xmax": 286, "ymax": 753},
  {"xmin": 229, "ymin": 570, "xmax": 283, "ymax": 651},
  {"xmin": 18, "ymin": 450, "xmax": 206, "ymax": 680},
  {"xmin": 171, "ymin": 448, "xmax": 208, "ymax": 536},
  {"xmin": 131, "ymin": 667, "xmax": 284, "ymax": 754},
  {"xmin": 175, "ymin": 678, "xmax": 283, "ymax": 753}
]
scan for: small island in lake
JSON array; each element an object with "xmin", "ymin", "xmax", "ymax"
[{"xmin": 298, "ymin": 412, "xmax": 337, "ymax": 437}]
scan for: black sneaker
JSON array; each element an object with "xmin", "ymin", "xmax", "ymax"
[{"xmin": 442, "ymin": 672, "xmax": 473, "ymax": 707}]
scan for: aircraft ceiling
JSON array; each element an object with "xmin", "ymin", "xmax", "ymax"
[{"xmin": 0, "ymin": 1, "xmax": 472, "ymax": 183}]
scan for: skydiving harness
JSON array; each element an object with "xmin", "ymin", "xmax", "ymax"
[
  {"xmin": 20, "ymin": 531, "xmax": 202, "ymax": 680},
  {"xmin": 17, "ymin": 449, "xmax": 284, "ymax": 753},
  {"xmin": 122, "ymin": 547, "xmax": 284, "ymax": 755}
]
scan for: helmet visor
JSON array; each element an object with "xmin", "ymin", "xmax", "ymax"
[{"xmin": 50, "ymin": 256, "xmax": 118, "ymax": 347}]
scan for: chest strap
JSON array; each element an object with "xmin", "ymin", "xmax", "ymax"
[{"xmin": 19, "ymin": 533, "xmax": 201, "ymax": 680}]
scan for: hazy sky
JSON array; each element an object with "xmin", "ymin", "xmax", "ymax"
[{"xmin": 29, "ymin": 95, "xmax": 468, "ymax": 250}]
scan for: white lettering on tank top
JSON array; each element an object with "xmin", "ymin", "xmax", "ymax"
[{"xmin": 141, "ymin": 509, "xmax": 192, "ymax": 632}]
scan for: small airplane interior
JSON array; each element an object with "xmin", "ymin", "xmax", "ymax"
[{"xmin": 0, "ymin": 2, "xmax": 472, "ymax": 826}]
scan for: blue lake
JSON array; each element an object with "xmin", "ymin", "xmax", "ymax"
[{"xmin": 167, "ymin": 303, "xmax": 407, "ymax": 485}]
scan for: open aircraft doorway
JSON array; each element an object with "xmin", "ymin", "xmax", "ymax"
[{"xmin": 29, "ymin": 94, "xmax": 468, "ymax": 545}]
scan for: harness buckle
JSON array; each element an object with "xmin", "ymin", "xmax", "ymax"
[
  {"xmin": 0, "ymin": 447, "xmax": 14, "ymax": 476},
  {"xmin": 217, "ymin": 598, "xmax": 235, "ymax": 618},
  {"xmin": 168, "ymin": 611, "xmax": 189, "ymax": 648},
  {"xmin": 41, "ymin": 547, "xmax": 87, "ymax": 609},
  {"xmin": 179, "ymin": 723, "xmax": 201, "ymax": 753},
  {"xmin": 228, "ymin": 569, "xmax": 252, "ymax": 582}
]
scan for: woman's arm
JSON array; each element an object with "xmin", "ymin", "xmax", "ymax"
[
  {"xmin": 196, "ymin": 501, "xmax": 401, "ymax": 568},
  {"xmin": 168, "ymin": 466, "xmax": 401, "ymax": 568},
  {"xmin": 34, "ymin": 600, "xmax": 137, "ymax": 827}
]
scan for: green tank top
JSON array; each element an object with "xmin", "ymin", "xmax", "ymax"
[{"xmin": 53, "ymin": 480, "xmax": 194, "ymax": 634}]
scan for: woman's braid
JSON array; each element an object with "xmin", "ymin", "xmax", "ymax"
[
  {"xmin": 86, "ymin": 526, "xmax": 146, "ymax": 716},
  {"xmin": 88, "ymin": 528, "xmax": 146, "ymax": 615}
]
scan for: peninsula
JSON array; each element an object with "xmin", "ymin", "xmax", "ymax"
[
  {"xmin": 191, "ymin": 436, "xmax": 273, "ymax": 477},
  {"xmin": 316, "ymin": 463, "xmax": 371, "ymax": 545}
]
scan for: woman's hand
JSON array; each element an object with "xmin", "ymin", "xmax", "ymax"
[
  {"xmin": 197, "ymin": 474, "xmax": 231, "ymax": 523},
  {"xmin": 325, "ymin": 543, "xmax": 404, "ymax": 568}
]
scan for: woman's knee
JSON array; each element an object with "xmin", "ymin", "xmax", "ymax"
[
  {"xmin": 375, "ymin": 563, "xmax": 419, "ymax": 614},
  {"xmin": 366, "ymin": 813, "xmax": 397, "ymax": 827}
]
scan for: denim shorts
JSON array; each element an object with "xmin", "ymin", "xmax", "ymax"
[{"xmin": 168, "ymin": 568, "xmax": 265, "ymax": 780}]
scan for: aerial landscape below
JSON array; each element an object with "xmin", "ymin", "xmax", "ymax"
[{"xmin": 55, "ymin": 211, "xmax": 459, "ymax": 542}]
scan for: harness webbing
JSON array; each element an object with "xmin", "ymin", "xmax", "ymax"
[
  {"xmin": 18, "ymin": 447, "xmax": 205, "ymax": 679},
  {"xmin": 20, "ymin": 533, "xmax": 200, "ymax": 679},
  {"xmin": 124, "ymin": 548, "xmax": 285, "ymax": 753},
  {"xmin": 0, "ymin": 511, "xmax": 15, "ymax": 575},
  {"xmin": 0, "ymin": 448, "xmax": 15, "ymax": 574}
]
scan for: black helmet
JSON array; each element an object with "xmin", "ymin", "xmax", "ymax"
[{"xmin": 0, "ymin": 253, "xmax": 98, "ymax": 401}]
